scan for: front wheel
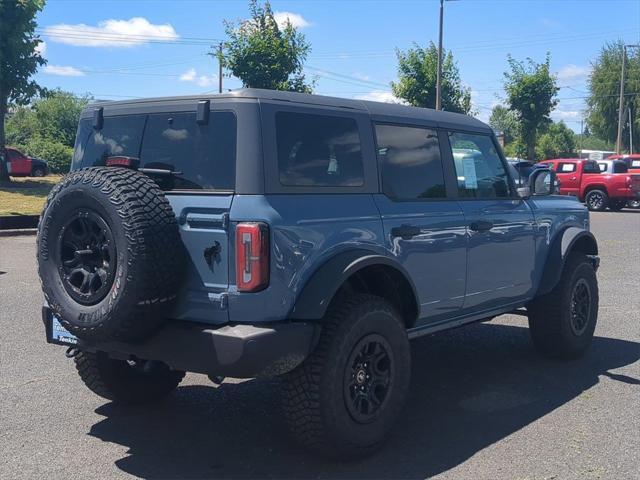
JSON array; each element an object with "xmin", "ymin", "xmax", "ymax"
[
  {"xmin": 282, "ymin": 294, "xmax": 411, "ymax": 459},
  {"xmin": 31, "ymin": 166, "xmax": 45, "ymax": 177},
  {"xmin": 74, "ymin": 351, "xmax": 185, "ymax": 404},
  {"xmin": 627, "ymin": 199, "xmax": 640, "ymax": 209},
  {"xmin": 527, "ymin": 254, "xmax": 598, "ymax": 359},
  {"xmin": 585, "ymin": 189, "xmax": 608, "ymax": 211}
]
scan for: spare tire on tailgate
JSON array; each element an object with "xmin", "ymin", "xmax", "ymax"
[{"xmin": 37, "ymin": 167, "xmax": 184, "ymax": 342}]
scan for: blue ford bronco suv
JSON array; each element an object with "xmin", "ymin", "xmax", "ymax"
[{"xmin": 38, "ymin": 89, "xmax": 599, "ymax": 458}]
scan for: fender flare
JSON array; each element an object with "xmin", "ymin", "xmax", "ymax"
[
  {"xmin": 290, "ymin": 249, "xmax": 419, "ymax": 321},
  {"xmin": 536, "ymin": 227, "xmax": 598, "ymax": 297}
]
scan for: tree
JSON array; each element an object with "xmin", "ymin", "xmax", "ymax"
[
  {"xmin": 536, "ymin": 121, "xmax": 576, "ymax": 160},
  {"xmin": 391, "ymin": 42, "xmax": 472, "ymax": 114},
  {"xmin": 220, "ymin": 0, "xmax": 313, "ymax": 92},
  {"xmin": 503, "ymin": 54, "xmax": 559, "ymax": 161},
  {"xmin": 0, "ymin": 0, "xmax": 46, "ymax": 181},
  {"xmin": 7, "ymin": 90, "xmax": 89, "ymax": 147},
  {"xmin": 489, "ymin": 105, "xmax": 520, "ymax": 143},
  {"xmin": 5, "ymin": 90, "xmax": 89, "ymax": 173},
  {"xmin": 587, "ymin": 41, "xmax": 639, "ymax": 153}
]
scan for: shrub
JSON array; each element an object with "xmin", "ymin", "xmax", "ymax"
[{"xmin": 20, "ymin": 136, "xmax": 73, "ymax": 173}]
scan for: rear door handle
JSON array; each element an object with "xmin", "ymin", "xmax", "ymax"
[
  {"xmin": 469, "ymin": 220, "xmax": 494, "ymax": 232},
  {"xmin": 391, "ymin": 225, "xmax": 421, "ymax": 239}
]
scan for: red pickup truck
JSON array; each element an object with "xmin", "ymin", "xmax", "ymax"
[
  {"xmin": 540, "ymin": 158, "xmax": 640, "ymax": 211},
  {"xmin": 3, "ymin": 147, "xmax": 50, "ymax": 177},
  {"xmin": 608, "ymin": 154, "xmax": 640, "ymax": 174}
]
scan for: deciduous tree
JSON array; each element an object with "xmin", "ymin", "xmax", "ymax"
[
  {"xmin": 220, "ymin": 0, "xmax": 313, "ymax": 92},
  {"xmin": 0, "ymin": 0, "xmax": 46, "ymax": 181},
  {"xmin": 391, "ymin": 42, "xmax": 472, "ymax": 114},
  {"xmin": 587, "ymin": 41, "xmax": 639, "ymax": 153},
  {"xmin": 503, "ymin": 54, "xmax": 558, "ymax": 161}
]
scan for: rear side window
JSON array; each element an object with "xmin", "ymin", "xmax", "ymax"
[
  {"xmin": 72, "ymin": 111, "xmax": 236, "ymax": 191},
  {"xmin": 276, "ymin": 112, "xmax": 364, "ymax": 187},
  {"xmin": 449, "ymin": 132, "xmax": 510, "ymax": 198},
  {"xmin": 375, "ymin": 124, "xmax": 446, "ymax": 199},
  {"xmin": 583, "ymin": 161, "xmax": 600, "ymax": 174}
]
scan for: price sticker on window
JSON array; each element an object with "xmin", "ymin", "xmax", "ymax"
[{"xmin": 462, "ymin": 156, "xmax": 478, "ymax": 189}]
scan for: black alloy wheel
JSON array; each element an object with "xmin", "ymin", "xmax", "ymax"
[
  {"xmin": 344, "ymin": 334, "xmax": 394, "ymax": 424},
  {"xmin": 58, "ymin": 210, "xmax": 116, "ymax": 305}
]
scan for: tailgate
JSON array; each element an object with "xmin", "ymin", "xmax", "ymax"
[{"xmin": 167, "ymin": 194, "xmax": 233, "ymax": 325}]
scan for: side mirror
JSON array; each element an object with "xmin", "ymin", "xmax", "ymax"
[{"xmin": 529, "ymin": 168, "xmax": 556, "ymax": 196}]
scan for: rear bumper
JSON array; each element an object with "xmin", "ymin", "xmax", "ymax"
[{"xmin": 42, "ymin": 307, "xmax": 319, "ymax": 378}]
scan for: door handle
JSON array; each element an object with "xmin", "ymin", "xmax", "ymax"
[
  {"xmin": 391, "ymin": 225, "xmax": 421, "ymax": 239},
  {"xmin": 469, "ymin": 220, "xmax": 494, "ymax": 232}
]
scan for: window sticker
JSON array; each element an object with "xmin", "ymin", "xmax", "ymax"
[{"xmin": 462, "ymin": 156, "xmax": 478, "ymax": 189}]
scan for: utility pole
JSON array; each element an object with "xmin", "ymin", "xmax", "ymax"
[
  {"xmin": 616, "ymin": 44, "xmax": 639, "ymax": 154},
  {"xmin": 218, "ymin": 42, "xmax": 224, "ymax": 94},
  {"xmin": 435, "ymin": 0, "xmax": 444, "ymax": 111},
  {"xmin": 630, "ymin": 107, "xmax": 634, "ymax": 154}
]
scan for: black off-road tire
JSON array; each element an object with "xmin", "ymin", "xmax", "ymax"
[
  {"xmin": 282, "ymin": 294, "xmax": 411, "ymax": 459},
  {"xmin": 528, "ymin": 253, "xmax": 599, "ymax": 359},
  {"xmin": 37, "ymin": 167, "xmax": 184, "ymax": 342},
  {"xmin": 32, "ymin": 166, "xmax": 46, "ymax": 177},
  {"xmin": 585, "ymin": 189, "xmax": 609, "ymax": 211},
  {"xmin": 74, "ymin": 351, "xmax": 185, "ymax": 404}
]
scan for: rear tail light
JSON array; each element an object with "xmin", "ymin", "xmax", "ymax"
[{"xmin": 236, "ymin": 222, "xmax": 269, "ymax": 292}]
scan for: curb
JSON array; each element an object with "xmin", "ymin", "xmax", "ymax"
[
  {"xmin": 0, "ymin": 215, "xmax": 39, "ymax": 230},
  {"xmin": 0, "ymin": 228, "xmax": 37, "ymax": 238}
]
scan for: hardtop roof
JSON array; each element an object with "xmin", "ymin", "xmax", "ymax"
[{"xmin": 85, "ymin": 88, "xmax": 491, "ymax": 131}]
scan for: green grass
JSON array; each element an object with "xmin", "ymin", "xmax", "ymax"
[{"xmin": 0, "ymin": 175, "xmax": 62, "ymax": 216}]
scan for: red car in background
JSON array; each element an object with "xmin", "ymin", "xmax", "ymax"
[
  {"xmin": 540, "ymin": 158, "xmax": 640, "ymax": 211},
  {"xmin": 3, "ymin": 147, "xmax": 50, "ymax": 177},
  {"xmin": 608, "ymin": 154, "xmax": 640, "ymax": 174}
]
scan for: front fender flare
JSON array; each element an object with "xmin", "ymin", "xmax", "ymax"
[
  {"xmin": 536, "ymin": 227, "xmax": 598, "ymax": 297},
  {"xmin": 291, "ymin": 249, "xmax": 419, "ymax": 320}
]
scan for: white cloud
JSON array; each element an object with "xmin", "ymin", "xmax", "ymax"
[
  {"xmin": 352, "ymin": 72, "xmax": 371, "ymax": 82},
  {"xmin": 44, "ymin": 17, "xmax": 178, "ymax": 48},
  {"xmin": 35, "ymin": 40, "xmax": 46, "ymax": 57},
  {"xmin": 179, "ymin": 68, "xmax": 216, "ymax": 87},
  {"xmin": 273, "ymin": 11, "xmax": 311, "ymax": 29},
  {"xmin": 43, "ymin": 65, "xmax": 85, "ymax": 76},
  {"xmin": 552, "ymin": 109, "xmax": 581, "ymax": 120},
  {"xmin": 355, "ymin": 90, "xmax": 403, "ymax": 104},
  {"xmin": 556, "ymin": 64, "xmax": 591, "ymax": 83},
  {"xmin": 179, "ymin": 68, "xmax": 196, "ymax": 81}
]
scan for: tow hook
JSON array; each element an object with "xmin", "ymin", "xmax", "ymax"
[
  {"xmin": 208, "ymin": 375, "xmax": 225, "ymax": 385},
  {"xmin": 65, "ymin": 347, "xmax": 79, "ymax": 358}
]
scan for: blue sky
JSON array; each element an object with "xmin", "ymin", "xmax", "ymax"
[{"xmin": 34, "ymin": 0, "xmax": 640, "ymax": 130}]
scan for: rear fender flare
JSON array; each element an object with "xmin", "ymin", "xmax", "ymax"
[
  {"xmin": 536, "ymin": 227, "xmax": 598, "ymax": 297},
  {"xmin": 291, "ymin": 249, "xmax": 419, "ymax": 321}
]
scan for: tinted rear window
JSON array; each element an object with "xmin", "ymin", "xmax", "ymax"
[
  {"xmin": 72, "ymin": 111, "xmax": 236, "ymax": 190},
  {"xmin": 276, "ymin": 112, "xmax": 364, "ymax": 187}
]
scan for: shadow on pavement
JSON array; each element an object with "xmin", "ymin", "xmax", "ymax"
[{"xmin": 88, "ymin": 323, "xmax": 639, "ymax": 479}]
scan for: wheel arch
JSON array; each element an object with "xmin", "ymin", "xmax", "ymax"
[
  {"xmin": 290, "ymin": 249, "xmax": 420, "ymax": 328},
  {"xmin": 535, "ymin": 227, "xmax": 599, "ymax": 297}
]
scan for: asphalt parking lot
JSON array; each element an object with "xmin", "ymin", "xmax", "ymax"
[{"xmin": 1, "ymin": 210, "xmax": 638, "ymax": 480}]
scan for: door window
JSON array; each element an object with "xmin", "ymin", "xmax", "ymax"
[
  {"xmin": 276, "ymin": 112, "xmax": 364, "ymax": 187},
  {"xmin": 375, "ymin": 124, "xmax": 446, "ymax": 199},
  {"xmin": 448, "ymin": 132, "xmax": 510, "ymax": 198}
]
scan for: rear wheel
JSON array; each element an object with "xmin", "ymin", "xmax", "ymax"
[
  {"xmin": 32, "ymin": 166, "xmax": 45, "ymax": 177},
  {"xmin": 74, "ymin": 351, "xmax": 185, "ymax": 404},
  {"xmin": 282, "ymin": 294, "xmax": 411, "ymax": 459},
  {"xmin": 585, "ymin": 189, "xmax": 608, "ymax": 211},
  {"xmin": 627, "ymin": 199, "xmax": 640, "ymax": 209},
  {"xmin": 527, "ymin": 254, "xmax": 598, "ymax": 359}
]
